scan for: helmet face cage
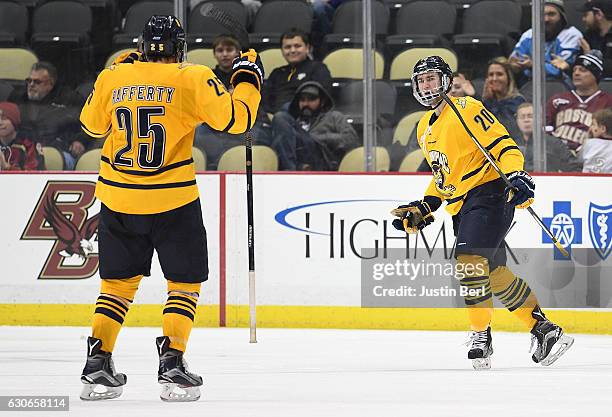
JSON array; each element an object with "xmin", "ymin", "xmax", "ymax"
[
  {"xmin": 142, "ymin": 15, "xmax": 186, "ymax": 62},
  {"xmin": 411, "ymin": 56, "xmax": 453, "ymax": 107}
]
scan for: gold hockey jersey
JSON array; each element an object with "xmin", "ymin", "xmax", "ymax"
[
  {"xmin": 80, "ymin": 60, "xmax": 260, "ymax": 214},
  {"xmin": 415, "ymin": 96, "xmax": 524, "ymax": 215}
]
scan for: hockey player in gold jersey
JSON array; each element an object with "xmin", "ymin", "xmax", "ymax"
[
  {"xmin": 79, "ymin": 15, "xmax": 264, "ymax": 401},
  {"xmin": 391, "ymin": 56, "xmax": 573, "ymax": 370}
]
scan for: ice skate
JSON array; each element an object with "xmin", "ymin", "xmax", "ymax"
[
  {"xmin": 80, "ymin": 337, "xmax": 126, "ymax": 401},
  {"xmin": 156, "ymin": 336, "xmax": 203, "ymax": 402},
  {"xmin": 466, "ymin": 327, "xmax": 493, "ymax": 370},
  {"xmin": 530, "ymin": 308, "xmax": 574, "ymax": 366}
]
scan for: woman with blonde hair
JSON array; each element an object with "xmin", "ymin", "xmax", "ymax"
[{"xmin": 482, "ymin": 57, "xmax": 526, "ymax": 139}]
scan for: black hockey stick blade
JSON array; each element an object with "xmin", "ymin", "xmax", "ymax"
[{"xmin": 198, "ymin": 3, "xmax": 250, "ymax": 52}]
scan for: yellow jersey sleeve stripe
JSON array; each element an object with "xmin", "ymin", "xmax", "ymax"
[
  {"xmin": 81, "ymin": 122, "xmax": 110, "ymax": 138},
  {"xmin": 446, "ymin": 194, "xmax": 466, "ymax": 205},
  {"xmin": 237, "ymin": 99, "xmax": 252, "ymax": 131},
  {"xmin": 461, "ymin": 161, "xmax": 488, "ymax": 181},
  {"xmin": 496, "ymin": 145, "xmax": 521, "ymax": 160},
  {"xmin": 485, "ymin": 134, "xmax": 511, "ymax": 151},
  {"xmin": 98, "ymin": 176, "xmax": 196, "ymax": 190},
  {"xmin": 222, "ymin": 100, "xmax": 236, "ymax": 133},
  {"xmin": 100, "ymin": 156, "xmax": 194, "ymax": 176}
]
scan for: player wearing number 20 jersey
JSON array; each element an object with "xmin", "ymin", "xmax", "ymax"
[{"xmin": 80, "ymin": 56, "xmax": 259, "ymax": 214}]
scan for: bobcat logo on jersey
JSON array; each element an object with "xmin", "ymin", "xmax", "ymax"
[
  {"xmin": 21, "ymin": 181, "xmax": 100, "ymax": 280},
  {"xmin": 455, "ymin": 97, "xmax": 467, "ymax": 109},
  {"xmin": 429, "ymin": 150, "xmax": 456, "ymax": 197}
]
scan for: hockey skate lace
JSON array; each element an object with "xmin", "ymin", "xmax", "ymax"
[{"xmin": 464, "ymin": 330, "xmax": 488, "ymax": 349}]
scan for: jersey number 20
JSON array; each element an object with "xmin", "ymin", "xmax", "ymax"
[
  {"xmin": 114, "ymin": 106, "xmax": 166, "ymax": 169},
  {"xmin": 473, "ymin": 108, "xmax": 496, "ymax": 132}
]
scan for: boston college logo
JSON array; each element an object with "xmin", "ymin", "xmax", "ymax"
[{"xmin": 21, "ymin": 181, "xmax": 100, "ymax": 279}]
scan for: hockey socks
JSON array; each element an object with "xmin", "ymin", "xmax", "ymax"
[
  {"xmin": 457, "ymin": 254, "xmax": 492, "ymax": 331},
  {"xmin": 163, "ymin": 281, "xmax": 201, "ymax": 352},
  {"xmin": 490, "ymin": 266, "xmax": 538, "ymax": 329},
  {"xmin": 92, "ymin": 275, "xmax": 143, "ymax": 352}
]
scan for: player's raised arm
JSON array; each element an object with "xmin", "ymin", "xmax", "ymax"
[
  {"xmin": 198, "ymin": 49, "xmax": 264, "ymax": 134},
  {"xmin": 80, "ymin": 72, "xmax": 111, "ymax": 139}
]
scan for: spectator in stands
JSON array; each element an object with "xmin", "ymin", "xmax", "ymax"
[
  {"xmin": 482, "ymin": 57, "xmax": 525, "ymax": 140},
  {"xmin": 580, "ymin": 0, "xmax": 612, "ymax": 78},
  {"xmin": 546, "ymin": 50, "xmax": 612, "ymax": 151},
  {"xmin": 210, "ymin": 34, "xmax": 241, "ymax": 89},
  {"xmin": 515, "ymin": 102, "xmax": 581, "ymax": 171},
  {"xmin": 8, "ymin": 62, "xmax": 86, "ymax": 170},
  {"xmin": 509, "ymin": 0, "xmax": 583, "ymax": 84},
  {"xmin": 581, "ymin": 107, "xmax": 612, "ymax": 172},
  {"xmin": 450, "ymin": 72, "xmax": 476, "ymax": 98},
  {"xmin": 253, "ymin": 28, "xmax": 332, "ymax": 145},
  {"xmin": 270, "ymin": 81, "xmax": 358, "ymax": 170},
  {"xmin": 193, "ymin": 35, "xmax": 243, "ymax": 170},
  {"xmin": 0, "ymin": 102, "xmax": 45, "ymax": 171}
]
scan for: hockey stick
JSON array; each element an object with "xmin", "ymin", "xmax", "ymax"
[
  {"xmin": 440, "ymin": 93, "xmax": 569, "ymax": 258},
  {"xmin": 199, "ymin": 4, "xmax": 258, "ymax": 342}
]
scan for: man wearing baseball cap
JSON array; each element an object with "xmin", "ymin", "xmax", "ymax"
[{"xmin": 581, "ymin": 0, "xmax": 612, "ymax": 78}]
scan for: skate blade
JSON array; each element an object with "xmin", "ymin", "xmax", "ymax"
[
  {"xmin": 472, "ymin": 357, "xmax": 491, "ymax": 370},
  {"xmin": 80, "ymin": 384, "xmax": 123, "ymax": 401},
  {"xmin": 540, "ymin": 335, "xmax": 574, "ymax": 366},
  {"xmin": 160, "ymin": 383, "xmax": 201, "ymax": 402}
]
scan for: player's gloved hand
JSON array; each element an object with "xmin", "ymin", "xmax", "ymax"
[
  {"xmin": 230, "ymin": 49, "xmax": 264, "ymax": 92},
  {"xmin": 505, "ymin": 170, "xmax": 535, "ymax": 209},
  {"xmin": 112, "ymin": 50, "xmax": 146, "ymax": 65},
  {"xmin": 390, "ymin": 200, "xmax": 435, "ymax": 234}
]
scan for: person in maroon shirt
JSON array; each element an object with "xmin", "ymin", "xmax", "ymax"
[
  {"xmin": 546, "ymin": 50, "xmax": 612, "ymax": 151},
  {"xmin": 0, "ymin": 102, "xmax": 44, "ymax": 171}
]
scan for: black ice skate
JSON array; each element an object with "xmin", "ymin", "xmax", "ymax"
[
  {"xmin": 530, "ymin": 307, "xmax": 574, "ymax": 366},
  {"xmin": 80, "ymin": 337, "xmax": 126, "ymax": 401},
  {"xmin": 466, "ymin": 327, "xmax": 493, "ymax": 370},
  {"xmin": 156, "ymin": 336, "xmax": 203, "ymax": 402}
]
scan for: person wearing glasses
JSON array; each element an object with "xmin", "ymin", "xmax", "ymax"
[{"xmin": 8, "ymin": 62, "xmax": 86, "ymax": 170}]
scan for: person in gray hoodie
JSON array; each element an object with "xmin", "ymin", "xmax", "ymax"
[{"xmin": 270, "ymin": 81, "xmax": 359, "ymax": 170}]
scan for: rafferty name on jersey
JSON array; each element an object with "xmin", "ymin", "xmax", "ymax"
[{"xmin": 112, "ymin": 85, "xmax": 175, "ymax": 104}]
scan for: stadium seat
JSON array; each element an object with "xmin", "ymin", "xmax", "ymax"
[
  {"xmin": 338, "ymin": 146, "xmax": 390, "ymax": 172},
  {"xmin": 324, "ymin": 0, "xmax": 389, "ymax": 50},
  {"xmin": 259, "ymin": 48, "xmax": 287, "ymax": 78},
  {"xmin": 76, "ymin": 80, "xmax": 94, "ymax": 101},
  {"xmin": 30, "ymin": 1, "xmax": 93, "ymax": 85},
  {"xmin": 0, "ymin": 48, "xmax": 38, "ymax": 80},
  {"xmin": 452, "ymin": 0, "xmax": 522, "ymax": 65},
  {"xmin": 323, "ymin": 48, "xmax": 385, "ymax": 79},
  {"xmin": 393, "ymin": 111, "xmax": 426, "ymax": 146},
  {"xmin": 188, "ymin": 49, "xmax": 217, "ymax": 68},
  {"xmin": 0, "ymin": 80, "xmax": 13, "ymax": 101},
  {"xmin": 600, "ymin": 80, "xmax": 612, "ymax": 94},
  {"xmin": 42, "ymin": 146, "xmax": 65, "ymax": 170},
  {"xmin": 398, "ymin": 149, "xmax": 424, "ymax": 172},
  {"xmin": 335, "ymin": 80, "xmax": 397, "ymax": 121},
  {"xmin": 389, "ymin": 48, "xmax": 458, "ymax": 84},
  {"xmin": 112, "ymin": 1, "xmax": 173, "ymax": 49},
  {"xmin": 188, "ymin": 1, "xmax": 248, "ymax": 48},
  {"xmin": 249, "ymin": 1, "xmax": 313, "ymax": 50},
  {"xmin": 0, "ymin": 1, "xmax": 29, "ymax": 46},
  {"xmin": 519, "ymin": 80, "xmax": 569, "ymax": 102},
  {"xmin": 192, "ymin": 147, "xmax": 207, "ymax": 171},
  {"xmin": 217, "ymin": 145, "xmax": 279, "ymax": 171},
  {"xmin": 75, "ymin": 148, "xmax": 102, "ymax": 171},
  {"xmin": 386, "ymin": 0, "xmax": 456, "ymax": 50}
]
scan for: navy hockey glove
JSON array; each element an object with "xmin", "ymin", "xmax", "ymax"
[
  {"xmin": 390, "ymin": 198, "xmax": 439, "ymax": 234},
  {"xmin": 505, "ymin": 171, "xmax": 535, "ymax": 209},
  {"xmin": 230, "ymin": 49, "xmax": 264, "ymax": 92}
]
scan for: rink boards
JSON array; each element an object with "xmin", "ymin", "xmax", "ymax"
[{"xmin": 1, "ymin": 172, "xmax": 611, "ymax": 333}]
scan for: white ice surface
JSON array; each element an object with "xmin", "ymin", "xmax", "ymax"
[{"xmin": 1, "ymin": 327, "xmax": 611, "ymax": 417}]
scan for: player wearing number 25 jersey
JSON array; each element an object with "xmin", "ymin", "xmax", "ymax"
[{"xmin": 78, "ymin": 15, "xmax": 265, "ymax": 403}]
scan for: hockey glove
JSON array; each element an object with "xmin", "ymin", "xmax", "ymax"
[
  {"xmin": 112, "ymin": 50, "xmax": 146, "ymax": 65},
  {"xmin": 230, "ymin": 49, "xmax": 264, "ymax": 92},
  {"xmin": 505, "ymin": 170, "xmax": 535, "ymax": 209},
  {"xmin": 391, "ymin": 199, "xmax": 437, "ymax": 234}
]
